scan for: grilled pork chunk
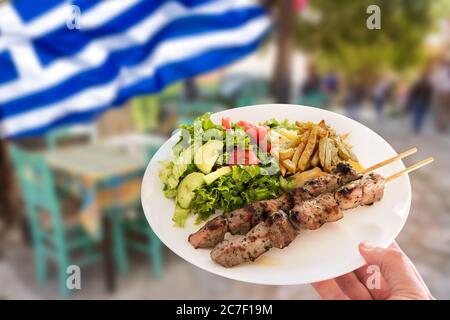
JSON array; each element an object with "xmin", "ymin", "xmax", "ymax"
[
  {"xmin": 189, "ymin": 163, "xmax": 361, "ymax": 249},
  {"xmin": 188, "ymin": 216, "xmax": 229, "ymax": 249},
  {"xmin": 267, "ymin": 211, "xmax": 298, "ymax": 249},
  {"xmin": 334, "ymin": 172, "xmax": 384, "ymax": 210},
  {"xmin": 211, "ymin": 172, "xmax": 385, "ymax": 267},
  {"xmin": 211, "ymin": 211, "xmax": 296, "ymax": 268},
  {"xmin": 290, "ymin": 193, "xmax": 342, "ymax": 230},
  {"xmin": 291, "ymin": 173, "xmax": 385, "ymax": 230},
  {"xmin": 360, "ymin": 173, "xmax": 385, "ymax": 205}
]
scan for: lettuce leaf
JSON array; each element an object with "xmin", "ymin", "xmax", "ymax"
[
  {"xmin": 191, "ymin": 165, "xmax": 283, "ymax": 222},
  {"xmin": 261, "ymin": 118, "xmax": 297, "ymax": 130},
  {"xmin": 158, "ymin": 146, "xmax": 195, "ymax": 199}
]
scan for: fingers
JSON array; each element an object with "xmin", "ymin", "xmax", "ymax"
[
  {"xmin": 358, "ymin": 242, "xmax": 429, "ymax": 298},
  {"xmin": 354, "ymin": 264, "xmax": 391, "ymax": 300},
  {"xmin": 312, "ymin": 279, "xmax": 350, "ymax": 300},
  {"xmin": 335, "ymin": 272, "xmax": 373, "ymax": 300},
  {"xmin": 388, "ymin": 242, "xmax": 433, "ymax": 298},
  {"xmin": 313, "ymin": 242, "xmax": 433, "ymax": 300}
]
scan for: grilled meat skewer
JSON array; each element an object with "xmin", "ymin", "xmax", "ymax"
[
  {"xmin": 210, "ymin": 211, "xmax": 297, "ymax": 268},
  {"xmin": 289, "ymin": 173, "xmax": 384, "ymax": 230},
  {"xmin": 211, "ymin": 172, "xmax": 384, "ymax": 268},
  {"xmin": 189, "ymin": 163, "xmax": 361, "ymax": 249}
]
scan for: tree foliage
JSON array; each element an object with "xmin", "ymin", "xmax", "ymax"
[{"xmin": 294, "ymin": 0, "xmax": 434, "ymax": 82}]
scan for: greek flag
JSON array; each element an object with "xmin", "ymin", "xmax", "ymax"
[{"xmin": 0, "ymin": 0, "xmax": 271, "ymax": 138}]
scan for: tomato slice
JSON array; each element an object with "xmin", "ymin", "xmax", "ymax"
[
  {"xmin": 236, "ymin": 121, "xmax": 257, "ymax": 141},
  {"xmin": 221, "ymin": 117, "xmax": 232, "ymax": 130},
  {"xmin": 255, "ymin": 125, "xmax": 270, "ymax": 152},
  {"xmin": 236, "ymin": 120, "xmax": 253, "ymax": 128},
  {"xmin": 245, "ymin": 149, "xmax": 260, "ymax": 165},
  {"xmin": 244, "ymin": 126, "xmax": 258, "ymax": 143},
  {"xmin": 236, "ymin": 121, "xmax": 270, "ymax": 153},
  {"xmin": 228, "ymin": 148, "xmax": 260, "ymax": 165}
]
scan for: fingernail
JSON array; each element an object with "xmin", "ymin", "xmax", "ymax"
[{"xmin": 360, "ymin": 241, "xmax": 374, "ymax": 250}]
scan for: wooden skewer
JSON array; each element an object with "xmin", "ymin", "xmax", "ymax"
[
  {"xmin": 362, "ymin": 147, "xmax": 417, "ymax": 174},
  {"xmin": 385, "ymin": 157, "xmax": 434, "ymax": 183}
]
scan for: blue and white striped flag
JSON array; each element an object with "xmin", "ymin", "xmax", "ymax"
[{"xmin": 0, "ymin": 0, "xmax": 271, "ymax": 138}]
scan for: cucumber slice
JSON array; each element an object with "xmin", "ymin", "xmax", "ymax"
[
  {"xmin": 172, "ymin": 205, "xmax": 190, "ymax": 227},
  {"xmin": 179, "ymin": 145, "xmax": 194, "ymax": 164},
  {"xmin": 194, "ymin": 140, "xmax": 224, "ymax": 174},
  {"xmin": 177, "ymin": 172, "xmax": 205, "ymax": 209},
  {"xmin": 204, "ymin": 166, "xmax": 232, "ymax": 185}
]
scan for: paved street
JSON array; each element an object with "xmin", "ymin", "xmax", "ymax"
[{"xmin": 1, "ymin": 111, "xmax": 449, "ymax": 300}]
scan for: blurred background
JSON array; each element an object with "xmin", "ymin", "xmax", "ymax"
[{"xmin": 1, "ymin": 0, "xmax": 450, "ymax": 299}]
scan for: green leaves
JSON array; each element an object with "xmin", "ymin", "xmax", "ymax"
[
  {"xmin": 293, "ymin": 0, "xmax": 434, "ymax": 80},
  {"xmin": 191, "ymin": 166, "xmax": 283, "ymax": 223},
  {"xmin": 159, "ymin": 161, "xmax": 179, "ymax": 198},
  {"xmin": 231, "ymin": 165, "xmax": 261, "ymax": 183},
  {"xmin": 160, "ymin": 112, "xmax": 285, "ymax": 225},
  {"xmin": 261, "ymin": 118, "xmax": 297, "ymax": 130}
]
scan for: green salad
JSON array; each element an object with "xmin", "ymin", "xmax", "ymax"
[
  {"xmin": 158, "ymin": 113, "xmax": 294, "ymax": 227},
  {"xmin": 159, "ymin": 113, "xmax": 362, "ymax": 227}
]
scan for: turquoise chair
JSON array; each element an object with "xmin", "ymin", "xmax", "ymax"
[
  {"xmin": 46, "ymin": 124, "xmax": 96, "ymax": 149},
  {"xmin": 9, "ymin": 145, "xmax": 102, "ymax": 297},
  {"xmin": 110, "ymin": 144, "xmax": 163, "ymax": 278}
]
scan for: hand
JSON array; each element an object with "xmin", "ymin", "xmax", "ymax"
[{"xmin": 312, "ymin": 242, "xmax": 434, "ymax": 300}]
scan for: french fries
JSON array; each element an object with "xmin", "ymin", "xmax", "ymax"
[
  {"xmin": 298, "ymin": 126, "xmax": 319, "ymax": 171},
  {"xmin": 273, "ymin": 119, "xmax": 361, "ymax": 175},
  {"xmin": 324, "ymin": 139, "xmax": 333, "ymax": 172},
  {"xmin": 292, "ymin": 167, "xmax": 326, "ymax": 187},
  {"xmin": 279, "ymin": 148, "xmax": 295, "ymax": 160},
  {"xmin": 292, "ymin": 143, "xmax": 304, "ymax": 170},
  {"xmin": 278, "ymin": 128, "xmax": 299, "ymax": 141},
  {"xmin": 280, "ymin": 163, "xmax": 287, "ymax": 176},
  {"xmin": 346, "ymin": 159, "xmax": 364, "ymax": 172},
  {"xmin": 282, "ymin": 159, "xmax": 296, "ymax": 174},
  {"xmin": 318, "ymin": 136, "xmax": 328, "ymax": 169},
  {"xmin": 311, "ymin": 148, "xmax": 320, "ymax": 167}
]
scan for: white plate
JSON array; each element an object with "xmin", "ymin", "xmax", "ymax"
[{"xmin": 141, "ymin": 104, "xmax": 411, "ymax": 285}]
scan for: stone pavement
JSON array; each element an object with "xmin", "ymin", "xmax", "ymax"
[{"xmin": 1, "ymin": 114, "xmax": 449, "ymax": 300}]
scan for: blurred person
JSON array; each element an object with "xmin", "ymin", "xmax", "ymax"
[
  {"xmin": 406, "ymin": 70, "xmax": 433, "ymax": 133},
  {"xmin": 430, "ymin": 57, "xmax": 450, "ymax": 132},
  {"xmin": 395, "ymin": 82, "xmax": 410, "ymax": 114},
  {"xmin": 299, "ymin": 62, "xmax": 330, "ymax": 108},
  {"xmin": 322, "ymin": 71, "xmax": 339, "ymax": 107},
  {"xmin": 322, "ymin": 70, "xmax": 339, "ymax": 97},
  {"xmin": 371, "ymin": 78, "xmax": 392, "ymax": 122},
  {"xmin": 313, "ymin": 242, "xmax": 434, "ymax": 300},
  {"xmin": 344, "ymin": 80, "xmax": 365, "ymax": 121},
  {"xmin": 300, "ymin": 63, "xmax": 321, "ymax": 97}
]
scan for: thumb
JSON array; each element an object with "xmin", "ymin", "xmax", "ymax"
[{"xmin": 358, "ymin": 242, "xmax": 422, "ymax": 296}]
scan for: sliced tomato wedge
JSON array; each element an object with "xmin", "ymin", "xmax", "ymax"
[
  {"xmin": 236, "ymin": 121, "xmax": 258, "ymax": 142},
  {"xmin": 236, "ymin": 121, "xmax": 270, "ymax": 153},
  {"xmin": 236, "ymin": 120, "xmax": 253, "ymax": 128},
  {"xmin": 245, "ymin": 149, "xmax": 260, "ymax": 165},
  {"xmin": 228, "ymin": 148, "xmax": 260, "ymax": 165},
  {"xmin": 244, "ymin": 126, "xmax": 259, "ymax": 143},
  {"xmin": 221, "ymin": 117, "xmax": 232, "ymax": 130},
  {"xmin": 255, "ymin": 125, "xmax": 270, "ymax": 152}
]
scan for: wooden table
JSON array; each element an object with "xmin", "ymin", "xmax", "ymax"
[{"xmin": 41, "ymin": 134, "xmax": 164, "ymax": 292}]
